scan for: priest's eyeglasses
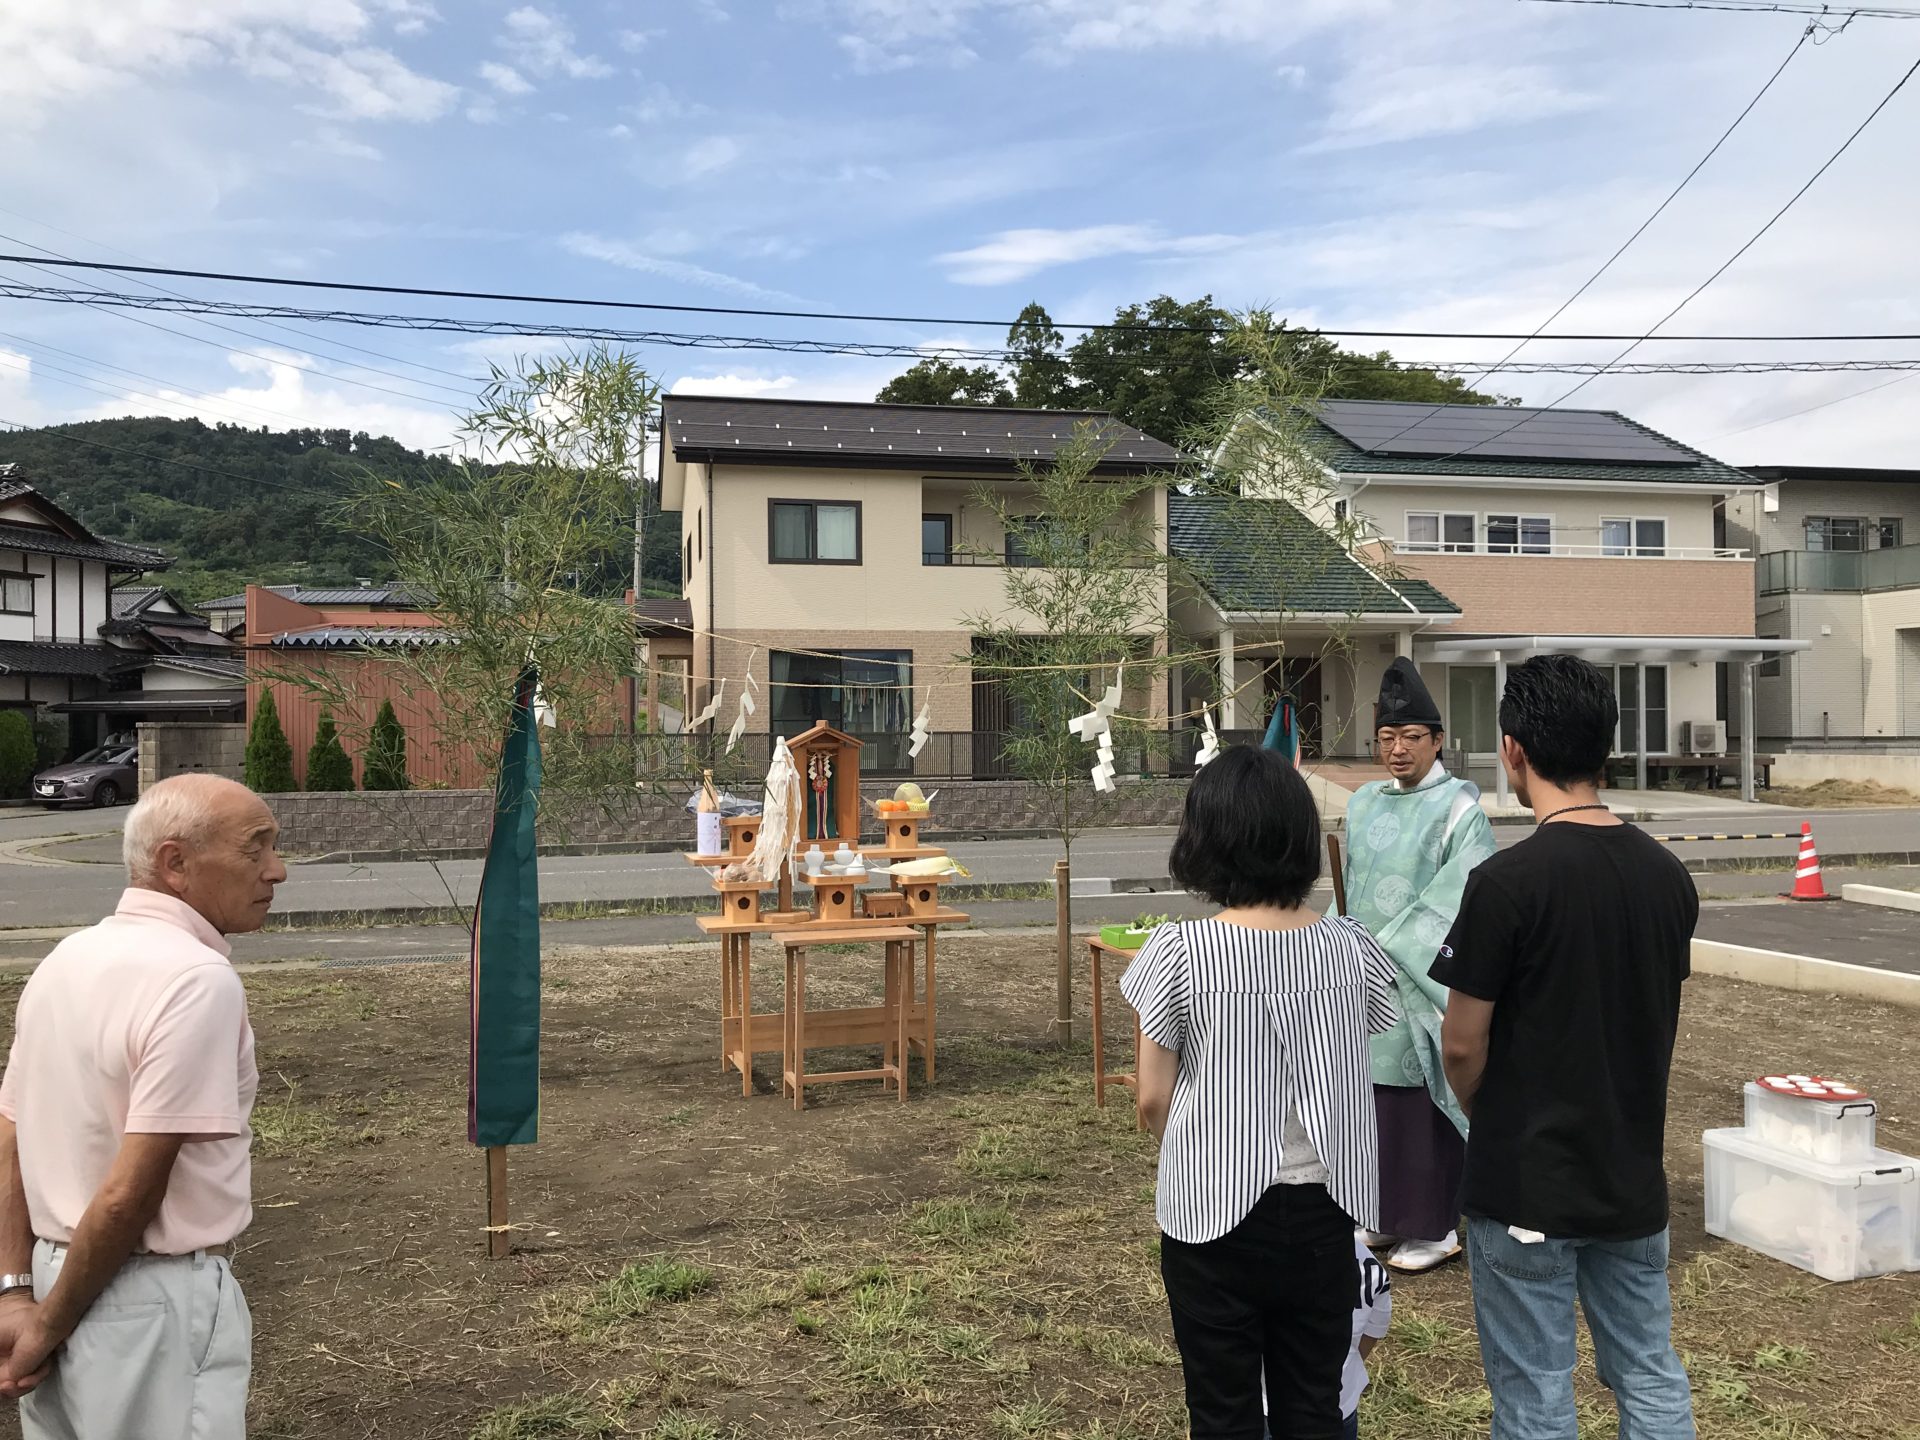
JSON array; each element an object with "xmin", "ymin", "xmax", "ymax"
[{"xmin": 1375, "ymin": 728, "xmax": 1436, "ymax": 750}]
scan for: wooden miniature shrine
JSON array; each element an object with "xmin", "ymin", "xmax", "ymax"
[{"xmin": 683, "ymin": 721, "xmax": 969, "ymax": 1109}]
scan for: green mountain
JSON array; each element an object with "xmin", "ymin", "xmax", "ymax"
[{"xmin": 0, "ymin": 417, "xmax": 682, "ymax": 605}]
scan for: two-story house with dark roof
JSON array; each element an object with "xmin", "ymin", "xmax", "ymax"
[
  {"xmin": 658, "ymin": 395, "xmax": 1180, "ymax": 774},
  {"xmin": 0, "ymin": 467, "xmax": 171, "ymax": 750},
  {"xmin": 1216, "ymin": 399, "xmax": 1806, "ymax": 800},
  {"xmin": 658, "ymin": 394, "xmax": 1803, "ymax": 798}
]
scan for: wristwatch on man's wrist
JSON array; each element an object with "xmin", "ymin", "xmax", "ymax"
[{"xmin": 0, "ymin": 1272, "xmax": 34, "ymax": 1297}]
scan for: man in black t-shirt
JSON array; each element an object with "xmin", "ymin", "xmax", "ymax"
[{"xmin": 1431, "ymin": 655, "xmax": 1696, "ymax": 1439}]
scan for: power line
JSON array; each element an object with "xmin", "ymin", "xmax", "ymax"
[
  {"xmin": 1715, "ymin": 370, "xmax": 1920, "ymax": 436},
  {"xmin": 0, "ymin": 226, "xmax": 482, "ymax": 400},
  {"xmin": 3, "ymin": 282, "xmax": 1920, "ymax": 374},
  {"xmin": 1430, "ymin": 49, "xmax": 1920, "ymax": 462},
  {"xmin": 1521, "ymin": 0, "xmax": 1920, "ymax": 16},
  {"xmin": 1368, "ymin": 19, "xmax": 1816, "ymax": 455},
  {"xmin": 7, "ymin": 250, "xmax": 1920, "ymax": 344},
  {"xmin": 0, "ymin": 254, "xmax": 473, "ymax": 413}
]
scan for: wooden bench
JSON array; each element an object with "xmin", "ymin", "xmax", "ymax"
[{"xmin": 1606, "ymin": 753, "xmax": 1775, "ymax": 790}]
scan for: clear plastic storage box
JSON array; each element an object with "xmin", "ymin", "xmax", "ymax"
[
  {"xmin": 1703, "ymin": 1127, "xmax": 1919, "ymax": 1283},
  {"xmin": 1743, "ymin": 1081, "xmax": 1877, "ymax": 1163}
]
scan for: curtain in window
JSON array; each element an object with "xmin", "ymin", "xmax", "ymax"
[
  {"xmin": 815, "ymin": 504, "xmax": 858, "ymax": 560},
  {"xmin": 771, "ymin": 503, "xmax": 811, "ymax": 561}
]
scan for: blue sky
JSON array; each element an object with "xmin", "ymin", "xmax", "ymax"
[{"xmin": 1, "ymin": 0, "xmax": 1916, "ymax": 464}]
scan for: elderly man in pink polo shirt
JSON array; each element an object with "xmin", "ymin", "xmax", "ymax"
[{"xmin": 0, "ymin": 773, "xmax": 283, "ymax": 1438}]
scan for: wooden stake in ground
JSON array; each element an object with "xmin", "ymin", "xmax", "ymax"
[
  {"xmin": 1053, "ymin": 859, "xmax": 1072, "ymax": 1046},
  {"xmin": 1327, "ymin": 834, "xmax": 1347, "ymax": 917},
  {"xmin": 486, "ymin": 1146, "xmax": 510, "ymax": 1260}
]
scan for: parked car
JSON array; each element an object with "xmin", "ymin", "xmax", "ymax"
[{"xmin": 32, "ymin": 744, "xmax": 138, "ymax": 808}]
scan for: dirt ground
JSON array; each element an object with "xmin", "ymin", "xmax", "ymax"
[{"xmin": 1, "ymin": 935, "xmax": 1917, "ymax": 1440}]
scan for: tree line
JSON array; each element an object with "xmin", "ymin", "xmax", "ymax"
[{"xmin": 876, "ymin": 296, "xmax": 1509, "ymax": 441}]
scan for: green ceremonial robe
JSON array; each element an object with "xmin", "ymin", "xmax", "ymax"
[{"xmin": 1341, "ymin": 764, "xmax": 1497, "ymax": 1137}]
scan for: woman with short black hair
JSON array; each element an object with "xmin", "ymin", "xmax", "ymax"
[{"xmin": 1124, "ymin": 745, "xmax": 1400, "ymax": 1439}]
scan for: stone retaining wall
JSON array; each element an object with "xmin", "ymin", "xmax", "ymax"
[{"xmin": 264, "ymin": 777, "xmax": 1192, "ymax": 858}]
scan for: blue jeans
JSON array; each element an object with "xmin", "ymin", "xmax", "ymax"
[{"xmin": 1466, "ymin": 1219, "xmax": 1695, "ymax": 1440}]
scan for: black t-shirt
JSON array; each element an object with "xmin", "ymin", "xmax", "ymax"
[{"xmin": 1429, "ymin": 821, "xmax": 1696, "ymax": 1240}]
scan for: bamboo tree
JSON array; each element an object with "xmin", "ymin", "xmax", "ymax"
[{"xmin": 965, "ymin": 424, "xmax": 1174, "ymax": 1043}]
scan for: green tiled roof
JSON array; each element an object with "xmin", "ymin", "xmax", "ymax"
[
  {"xmin": 1293, "ymin": 403, "xmax": 1755, "ymax": 487},
  {"xmin": 1169, "ymin": 495, "xmax": 1458, "ymax": 617}
]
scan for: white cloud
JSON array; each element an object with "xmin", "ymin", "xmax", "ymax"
[
  {"xmin": 306, "ymin": 125, "xmax": 383, "ymax": 161},
  {"xmin": 498, "ymin": 7, "xmax": 613, "ymax": 80},
  {"xmin": 618, "ymin": 28, "xmax": 659, "ymax": 52},
  {"xmin": 624, "ymin": 85, "xmax": 703, "ymax": 124},
  {"xmin": 670, "ymin": 373, "xmax": 801, "ymax": 399},
  {"xmin": 683, "ymin": 136, "xmax": 742, "ymax": 178},
  {"xmin": 559, "ymin": 231, "xmax": 795, "ymax": 300},
  {"xmin": 279, "ymin": 44, "xmax": 459, "ymax": 121},
  {"xmin": 1275, "ymin": 63, "xmax": 1307, "ymax": 87},
  {"xmin": 13, "ymin": 348, "xmax": 459, "ymax": 452},
  {"xmin": 478, "ymin": 61, "xmax": 533, "ymax": 95},
  {"xmin": 0, "ymin": 348, "xmax": 45, "ymax": 427},
  {"xmin": 0, "ymin": 3, "xmax": 459, "ymax": 126},
  {"xmin": 1306, "ymin": 62, "xmax": 1593, "ymax": 152},
  {"xmin": 607, "ymin": 122, "xmax": 633, "ymax": 140},
  {"xmin": 374, "ymin": 0, "xmax": 439, "ymax": 35},
  {"xmin": 445, "ymin": 335, "xmax": 576, "ymax": 367},
  {"xmin": 810, "ymin": 0, "xmax": 980, "ymax": 73},
  {"xmin": 936, "ymin": 224, "xmax": 1245, "ymax": 285}
]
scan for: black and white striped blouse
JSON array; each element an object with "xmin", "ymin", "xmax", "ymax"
[{"xmin": 1120, "ymin": 916, "xmax": 1400, "ymax": 1243}]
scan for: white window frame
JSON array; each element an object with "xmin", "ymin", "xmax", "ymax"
[
  {"xmin": 1403, "ymin": 510, "xmax": 1476, "ymax": 553},
  {"xmin": 1600, "ymin": 515, "xmax": 1669, "ymax": 558},
  {"xmin": 1485, "ymin": 512, "xmax": 1554, "ymax": 556}
]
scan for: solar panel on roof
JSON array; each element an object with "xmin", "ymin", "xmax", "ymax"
[{"xmin": 1315, "ymin": 401, "xmax": 1697, "ymax": 467}]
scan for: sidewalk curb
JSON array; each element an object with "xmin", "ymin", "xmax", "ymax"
[
  {"xmin": 1692, "ymin": 937, "xmax": 1920, "ymax": 1009},
  {"xmin": 256, "ymin": 875, "xmax": 1184, "ymax": 932}
]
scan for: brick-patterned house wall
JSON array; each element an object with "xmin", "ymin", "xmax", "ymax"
[
  {"xmin": 1389, "ymin": 555, "xmax": 1756, "ymax": 637},
  {"xmin": 266, "ymin": 776, "xmax": 1191, "ymax": 857}
]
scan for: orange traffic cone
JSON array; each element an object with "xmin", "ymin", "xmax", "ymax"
[{"xmin": 1781, "ymin": 821, "xmax": 1838, "ymax": 901}]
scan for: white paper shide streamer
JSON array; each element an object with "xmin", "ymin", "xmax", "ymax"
[
  {"xmin": 744, "ymin": 738, "xmax": 800, "ymax": 883},
  {"xmin": 1066, "ymin": 663, "xmax": 1124, "ymax": 793},
  {"xmin": 690, "ymin": 678, "xmax": 727, "ymax": 731},
  {"xmin": 727, "ymin": 654, "xmax": 760, "ymax": 752},
  {"xmin": 1194, "ymin": 709, "xmax": 1220, "ymax": 768},
  {"xmin": 907, "ymin": 689, "xmax": 932, "ymax": 759}
]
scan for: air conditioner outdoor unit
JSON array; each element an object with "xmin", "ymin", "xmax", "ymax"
[{"xmin": 1682, "ymin": 721, "xmax": 1727, "ymax": 756}]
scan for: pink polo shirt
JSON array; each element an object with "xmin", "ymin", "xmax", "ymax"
[{"xmin": 0, "ymin": 890, "xmax": 257, "ymax": 1253}]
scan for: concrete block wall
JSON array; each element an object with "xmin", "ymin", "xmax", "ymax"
[
  {"xmin": 137, "ymin": 722, "xmax": 246, "ymax": 792},
  {"xmin": 264, "ymin": 776, "xmax": 1194, "ymax": 857}
]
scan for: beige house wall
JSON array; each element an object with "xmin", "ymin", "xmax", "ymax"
[
  {"xmin": 701, "ymin": 463, "xmax": 1165, "ymax": 636},
  {"xmin": 1752, "ymin": 588, "xmax": 1920, "ymax": 739},
  {"xmin": 1863, "ymin": 588, "xmax": 1920, "ymax": 736}
]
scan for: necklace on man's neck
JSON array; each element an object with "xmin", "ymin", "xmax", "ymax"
[{"xmin": 1539, "ymin": 802, "xmax": 1611, "ymax": 825}]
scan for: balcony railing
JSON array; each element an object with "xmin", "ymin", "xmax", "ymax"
[
  {"xmin": 1390, "ymin": 540, "xmax": 1748, "ymax": 561},
  {"xmin": 1756, "ymin": 544, "xmax": 1920, "ymax": 594}
]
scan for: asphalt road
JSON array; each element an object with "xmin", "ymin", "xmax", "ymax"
[
  {"xmin": 4, "ymin": 803, "xmax": 1918, "ymax": 930},
  {"xmin": 4, "ymin": 886, "xmax": 1911, "ymax": 978}
]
